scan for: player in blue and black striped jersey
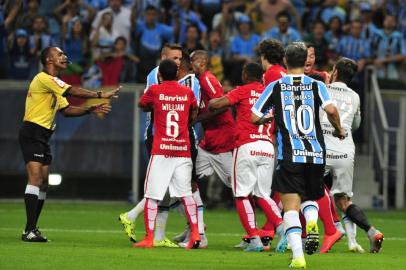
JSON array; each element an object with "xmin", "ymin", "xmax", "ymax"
[{"xmin": 251, "ymin": 42, "xmax": 346, "ymax": 269}]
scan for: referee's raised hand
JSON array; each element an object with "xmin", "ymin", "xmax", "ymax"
[{"xmin": 101, "ymin": 86, "xmax": 122, "ymax": 99}]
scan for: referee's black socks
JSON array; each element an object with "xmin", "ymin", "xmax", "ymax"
[
  {"xmin": 24, "ymin": 185, "xmax": 39, "ymax": 232},
  {"xmin": 36, "ymin": 191, "xmax": 47, "ymax": 223},
  {"xmin": 345, "ymin": 204, "xmax": 371, "ymax": 232}
]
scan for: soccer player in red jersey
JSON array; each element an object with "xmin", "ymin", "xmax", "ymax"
[
  {"xmin": 208, "ymin": 62, "xmax": 285, "ymax": 251},
  {"xmin": 304, "ymin": 43, "xmax": 330, "ymax": 84},
  {"xmin": 134, "ymin": 59, "xmax": 200, "ymax": 249},
  {"xmin": 258, "ymin": 39, "xmax": 286, "ymax": 87},
  {"xmin": 190, "ymin": 50, "xmax": 236, "ymax": 190}
]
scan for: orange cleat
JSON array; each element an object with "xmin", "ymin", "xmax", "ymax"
[
  {"xmin": 185, "ymin": 230, "xmax": 201, "ymax": 249},
  {"xmin": 133, "ymin": 235, "xmax": 154, "ymax": 248},
  {"xmin": 320, "ymin": 230, "xmax": 343, "ymax": 253}
]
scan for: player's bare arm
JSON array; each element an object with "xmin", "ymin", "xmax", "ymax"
[
  {"xmin": 208, "ymin": 96, "xmax": 231, "ymax": 111},
  {"xmin": 192, "ymin": 107, "xmax": 228, "ymax": 125},
  {"xmin": 251, "ymin": 112, "xmax": 273, "ymax": 126},
  {"xmin": 189, "ymin": 106, "xmax": 198, "ymax": 125},
  {"xmin": 65, "ymin": 85, "xmax": 121, "ymax": 99},
  {"xmin": 60, "ymin": 103, "xmax": 112, "ymax": 117},
  {"xmin": 324, "ymin": 104, "xmax": 346, "ymax": 140}
]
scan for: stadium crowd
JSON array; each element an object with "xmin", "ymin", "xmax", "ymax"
[{"xmin": 1, "ymin": 0, "xmax": 405, "ymax": 87}]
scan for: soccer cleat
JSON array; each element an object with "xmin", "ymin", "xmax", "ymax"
[
  {"xmin": 173, "ymin": 227, "xmax": 190, "ymax": 243},
  {"xmin": 258, "ymin": 229, "xmax": 274, "ymax": 247},
  {"xmin": 153, "ymin": 238, "xmax": 179, "ymax": 248},
  {"xmin": 234, "ymin": 240, "xmax": 249, "ymax": 249},
  {"xmin": 320, "ymin": 230, "xmax": 343, "ymax": 253},
  {"xmin": 133, "ymin": 236, "xmax": 153, "ymax": 248},
  {"xmin": 368, "ymin": 230, "xmax": 384, "ymax": 253},
  {"xmin": 275, "ymin": 233, "xmax": 288, "ymax": 253},
  {"xmin": 21, "ymin": 228, "xmax": 48, "ymax": 242},
  {"xmin": 305, "ymin": 221, "xmax": 319, "ymax": 255},
  {"xmin": 199, "ymin": 234, "xmax": 208, "ymax": 249},
  {"xmin": 348, "ymin": 242, "xmax": 365, "ymax": 253},
  {"xmin": 118, "ymin": 212, "xmax": 136, "ymax": 243},
  {"xmin": 185, "ymin": 230, "xmax": 200, "ymax": 249},
  {"xmin": 244, "ymin": 236, "xmax": 264, "ymax": 252},
  {"xmin": 335, "ymin": 221, "xmax": 346, "ymax": 236},
  {"xmin": 289, "ymin": 256, "xmax": 306, "ymax": 269}
]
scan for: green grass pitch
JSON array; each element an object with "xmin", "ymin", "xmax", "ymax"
[{"xmin": 0, "ymin": 201, "xmax": 405, "ymax": 270}]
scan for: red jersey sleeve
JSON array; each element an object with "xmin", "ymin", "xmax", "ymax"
[
  {"xmin": 139, "ymin": 86, "xmax": 155, "ymax": 107},
  {"xmin": 225, "ymin": 86, "xmax": 244, "ymax": 105},
  {"xmin": 201, "ymin": 74, "xmax": 223, "ymax": 99}
]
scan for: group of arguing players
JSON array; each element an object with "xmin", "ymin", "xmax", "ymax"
[
  {"xmin": 17, "ymin": 40, "xmax": 384, "ymax": 269},
  {"xmin": 117, "ymin": 40, "xmax": 384, "ymax": 268}
]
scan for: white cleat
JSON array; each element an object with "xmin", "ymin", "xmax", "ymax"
[{"xmin": 348, "ymin": 242, "xmax": 365, "ymax": 253}]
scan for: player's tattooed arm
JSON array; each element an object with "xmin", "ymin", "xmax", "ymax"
[{"xmin": 192, "ymin": 107, "xmax": 228, "ymax": 125}]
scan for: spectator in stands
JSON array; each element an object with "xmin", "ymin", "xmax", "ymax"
[
  {"xmin": 207, "ymin": 30, "xmax": 225, "ymax": 82},
  {"xmin": 14, "ymin": 0, "xmax": 40, "ymax": 31},
  {"xmin": 92, "ymin": 0, "xmax": 131, "ymax": 49},
  {"xmin": 247, "ymin": 0, "xmax": 302, "ymax": 34},
  {"xmin": 85, "ymin": 0, "xmax": 109, "ymax": 10},
  {"xmin": 97, "ymin": 36, "xmax": 138, "ymax": 85},
  {"xmin": 135, "ymin": 5, "xmax": 173, "ymax": 82},
  {"xmin": 8, "ymin": 29, "xmax": 32, "ymax": 80},
  {"xmin": 359, "ymin": 2, "xmax": 378, "ymax": 40},
  {"xmin": 371, "ymin": 14, "xmax": 406, "ymax": 80},
  {"xmin": 61, "ymin": 16, "xmax": 89, "ymax": 85},
  {"xmin": 336, "ymin": 19, "xmax": 371, "ymax": 72},
  {"xmin": 90, "ymin": 11, "xmax": 119, "ymax": 60},
  {"xmin": 397, "ymin": 0, "xmax": 406, "ymax": 39},
  {"xmin": 229, "ymin": 15, "xmax": 261, "ymax": 85},
  {"xmin": 194, "ymin": 0, "xmax": 223, "ymax": 31},
  {"xmin": 55, "ymin": 0, "xmax": 97, "ymax": 31},
  {"xmin": 29, "ymin": 15, "xmax": 58, "ymax": 75},
  {"xmin": 318, "ymin": 0, "xmax": 346, "ymax": 25},
  {"xmin": 263, "ymin": 10, "xmax": 301, "ymax": 47},
  {"xmin": 304, "ymin": 20, "xmax": 329, "ymax": 68},
  {"xmin": 182, "ymin": 24, "xmax": 205, "ymax": 55},
  {"xmin": 212, "ymin": 0, "xmax": 243, "ymax": 52},
  {"xmin": 325, "ymin": 16, "xmax": 343, "ymax": 53},
  {"xmin": 172, "ymin": 0, "xmax": 207, "ymax": 43}
]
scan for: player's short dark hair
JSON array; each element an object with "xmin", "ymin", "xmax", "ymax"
[
  {"xmin": 180, "ymin": 50, "xmax": 192, "ymax": 71},
  {"xmin": 161, "ymin": 43, "xmax": 183, "ymax": 57},
  {"xmin": 305, "ymin": 42, "xmax": 315, "ymax": 49},
  {"xmin": 258, "ymin": 39, "xmax": 284, "ymax": 65},
  {"xmin": 243, "ymin": 62, "xmax": 263, "ymax": 82},
  {"xmin": 285, "ymin": 42, "xmax": 307, "ymax": 69},
  {"xmin": 40, "ymin": 47, "xmax": 53, "ymax": 65},
  {"xmin": 159, "ymin": 59, "xmax": 178, "ymax": 81},
  {"xmin": 145, "ymin": 5, "xmax": 157, "ymax": 12},
  {"xmin": 276, "ymin": 10, "xmax": 291, "ymax": 22},
  {"xmin": 334, "ymin": 57, "xmax": 357, "ymax": 84}
]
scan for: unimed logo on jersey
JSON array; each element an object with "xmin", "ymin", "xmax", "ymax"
[{"xmin": 293, "ymin": 149, "xmax": 323, "ymax": 158}]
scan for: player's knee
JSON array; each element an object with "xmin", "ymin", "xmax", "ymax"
[{"xmin": 333, "ymin": 193, "xmax": 350, "ymax": 211}]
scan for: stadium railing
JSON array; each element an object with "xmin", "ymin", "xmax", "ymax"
[{"xmin": 366, "ymin": 67, "xmax": 406, "ymax": 209}]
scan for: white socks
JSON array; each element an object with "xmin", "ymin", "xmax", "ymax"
[
  {"xmin": 301, "ymin": 201, "xmax": 319, "ymax": 224},
  {"xmin": 154, "ymin": 209, "xmax": 169, "ymax": 241},
  {"xmin": 343, "ymin": 214, "xmax": 357, "ymax": 245},
  {"xmin": 25, "ymin": 185, "xmax": 39, "ymax": 196},
  {"xmin": 193, "ymin": 190, "xmax": 205, "ymax": 235},
  {"xmin": 284, "ymin": 210, "xmax": 303, "ymax": 259},
  {"xmin": 127, "ymin": 198, "xmax": 146, "ymax": 221}
]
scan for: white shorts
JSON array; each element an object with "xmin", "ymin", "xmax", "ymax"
[
  {"xmin": 325, "ymin": 151, "xmax": 354, "ymax": 197},
  {"xmin": 196, "ymin": 146, "xmax": 232, "ymax": 187},
  {"xmin": 144, "ymin": 155, "xmax": 193, "ymax": 200},
  {"xmin": 232, "ymin": 141, "xmax": 275, "ymax": 198}
]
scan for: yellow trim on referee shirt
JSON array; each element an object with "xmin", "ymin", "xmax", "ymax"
[{"xmin": 23, "ymin": 72, "xmax": 71, "ymax": 130}]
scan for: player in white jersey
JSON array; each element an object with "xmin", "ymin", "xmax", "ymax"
[{"xmin": 321, "ymin": 57, "xmax": 384, "ymax": 253}]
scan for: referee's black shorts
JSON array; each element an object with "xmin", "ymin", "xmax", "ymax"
[
  {"xmin": 18, "ymin": 121, "xmax": 53, "ymax": 165},
  {"xmin": 273, "ymin": 160, "xmax": 325, "ymax": 201}
]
